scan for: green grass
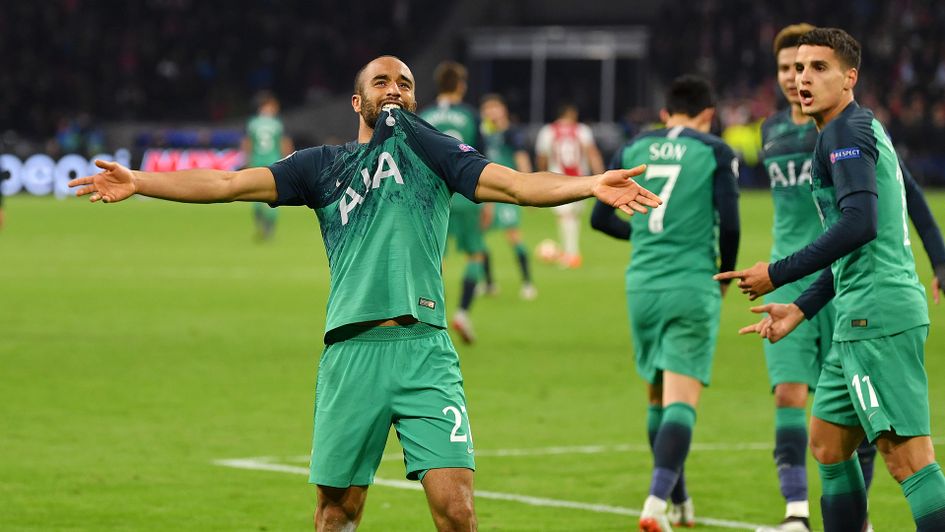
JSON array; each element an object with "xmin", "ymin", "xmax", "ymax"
[{"xmin": 2, "ymin": 191, "xmax": 944, "ymax": 530}]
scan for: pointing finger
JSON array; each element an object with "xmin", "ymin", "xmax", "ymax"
[
  {"xmin": 68, "ymin": 176, "xmax": 95, "ymax": 188},
  {"xmin": 713, "ymin": 270, "xmax": 743, "ymax": 281},
  {"xmin": 95, "ymin": 159, "xmax": 117, "ymax": 171}
]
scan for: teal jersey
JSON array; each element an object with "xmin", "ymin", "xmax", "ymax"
[
  {"xmin": 419, "ymin": 101, "xmax": 483, "ymax": 211},
  {"xmin": 247, "ymin": 115, "xmax": 285, "ymax": 167},
  {"xmin": 614, "ymin": 126, "xmax": 740, "ymax": 293},
  {"xmin": 761, "ymin": 110, "xmax": 822, "ymax": 267},
  {"xmin": 268, "ymin": 109, "xmax": 489, "ymax": 342},
  {"xmin": 810, "ymin": 102, "xmax": 928, "ymax": 341},
  {"xmin": 482, "ymin": 126, "xmax": 526, "ymax": 168}
]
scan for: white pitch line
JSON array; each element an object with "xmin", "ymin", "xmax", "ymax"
[
  {"xmin": 277, "ymin": 437, "xmax": 945, "ymax": 465},
  {"xmin": 214, "ymin": 457, "xmax": 764, "ymax": 530}
]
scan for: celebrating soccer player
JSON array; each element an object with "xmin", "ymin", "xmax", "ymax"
[
  {"xmin": 69, "ymin": 55, "xmax": 661, "ymax": 532},
  {"xmin": 719, "ymin": 29, "xmax": 945, "ymax": 531},
  {"xmin": 592, "ymin": 75, "xmax": 740, "ymax": 531}
]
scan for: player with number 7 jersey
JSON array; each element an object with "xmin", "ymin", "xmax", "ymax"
[{"xmin": 591, "ymin": 75, "xmax": 740, "ymax": 530}]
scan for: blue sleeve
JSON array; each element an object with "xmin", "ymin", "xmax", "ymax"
[
  {"xmin": 267, "ymin": 147, "xmax": 333, "ymax": 209},
  {"xmin": 768, "ymin": 191, "xmax": 877, "ymax": 286},
  {"xmin": 713, "ymin": 142, "xmax": 740, "ymax": 276},
  {"xmin": 901, "ymin": 159, "xmax": 945, "ymax": 268},
  {"xmin": 590, "ymin": 199, "xmax": 631, "ymax": 240},
  {"xmin": 404, "ymin": 115, "xmax": 491, "ymax": 203},
  {"xmin": 506, "ymin": 128, "xmax": 527, "ymax": 152},
  {"xmin": 795, "ymin": 268, "xmax": 835, "ymax": 319},
  {"xmin": 821, "ymin": 117, "xmax": 879, "ymax": 201}
]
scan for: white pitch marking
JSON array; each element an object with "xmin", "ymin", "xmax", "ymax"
[
  {"xmin": 279, "ymin": 437, "xmax": 945, "ymax": 465},
  {"xmin": 214, "ymin": 457, "xmax": 764, "ymax": 530}
]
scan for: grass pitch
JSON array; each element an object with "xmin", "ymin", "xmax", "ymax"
[{"xmin": 2, "ymin": 191, "xmax": 944, "ymax": 530}]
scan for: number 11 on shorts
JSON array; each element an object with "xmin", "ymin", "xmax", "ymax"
[
  {"xmin": 443, "ymin": 405, "xmax": 474, "ymax": 446},
  {"xmin": 852, "ymin": 373, "xmax": 879, "ymax": 411}
]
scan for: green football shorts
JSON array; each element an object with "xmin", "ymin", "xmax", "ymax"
[
  {"xmin": 812, "ymin": 325, "xmax": 930, "ymax": 443},
  {"xmin": 763, "ymin": 283, "xmax": 835, "ymax": 390},
  {"xmin": 490, "ymin": 203, "xmax": 521, "ymax": 231},
  {"xmin": 310, "ymin": 323, "xmax": 475, "ymax": 487},
  {"xmin": 449, "ymin": 203, "xmax": 486, "ymax": 254},
  {"xmin": 627, "ymin": 288, "xmax": 721, "ymax": 386}
]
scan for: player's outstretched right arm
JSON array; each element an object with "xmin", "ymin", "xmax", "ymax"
[{"xmin": 69, "ymin": 160, "xmax": 277, "ymax": 204}]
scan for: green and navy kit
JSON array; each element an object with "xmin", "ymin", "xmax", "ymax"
[
  {"xmin": 267, "ymin": 109, "xmax": 489, "ymax": 342},
  {"xmin": 483, "ymin": 127, "xmax": 526, "ymax": 168},
  {"xmin": 419, "ymin": 101, "xmax": 483, "ymax": 212},
  {"xmin": 595, "ymin": 126, "xmax": 740, "ymax": 293},
  {"xmin": 761, "ymin": 110, "xmax": 822, "ymax": 268},
  {"xmin": 775, "ymin": 102, "xmax": 929, "ymax": 341},
  {"xmin": 247, "ymin": 114, "xmax": 285, "ymax": 167}
]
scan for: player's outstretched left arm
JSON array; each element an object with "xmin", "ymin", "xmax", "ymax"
[
  {"xmin": 69, "ymin": 160, "xmax": 278, "ymax": 204},
  {"xmin": 474, "ymin": 163, "xmax": 660, "ymax": 215},
  {"xmin": 900, "ymin": 160, "xmax": 945, "ymax": 304}
]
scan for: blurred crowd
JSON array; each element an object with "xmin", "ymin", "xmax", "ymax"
[
  {"xmin": 1, "ymin": 0, "xmax": 443, "ymax": 141},
  {"xmin": 650, "ymin": 0, "xmax": 945, "ymax": 184},
  {"xmin": 3, "ymin": 0, "xmax": 943, "ymax": 183}
]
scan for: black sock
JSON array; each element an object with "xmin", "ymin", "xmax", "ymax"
[
  {"xmin": 460, "ymin": 278, "xmax": 476, "ymax": 310},
  {"xmin": 482, "ymin": 250, "xmax": 493, "ymax": 287},
  {"xmin": 856, "ymin": 438, "xmax": 877, "ymax": 492},
  {"xmin": 515, "ymin": 243, "xmax": 531, "ymax": 283}
]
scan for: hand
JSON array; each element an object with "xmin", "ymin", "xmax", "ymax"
[
  {"xmin": 933, "ymin": 276, "xmax": 941, "ymax": 305},
  {"xmin": 68, "ymin": 160, "xmax": 137, "ymax": 203},
  {"xmin": 738, "ymin": 303, "xmax": 805, "ymax": 343},
  {"xmin": 714, "ymin": 261, "xmax": 774, "ymax": 300},
  {"xmin": 592, "ymin": 165, "xmax": 661, "ymax": 216}
]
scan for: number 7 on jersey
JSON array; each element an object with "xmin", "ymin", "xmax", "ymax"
[{"xmin": 642, "ymin": 163, "xmax": 682, "ymax": 233}]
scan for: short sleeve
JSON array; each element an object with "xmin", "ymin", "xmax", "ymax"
[
  {"xmin": 577, "ymin": 124, "xmax": 595, "ymax": 145},
  {"xmin": 535, "ymin": 126, "xmax": 552, "ymax": 156},
  {"xmin": 405, "ymin": 115, "xmax": 490, "ymax": 202},
  {"xmin": 820, "ymin": 117, "xmax": 878, "ymax": 201},
  {"xmin": 267, "ymin": 146, "xmax": 332, "ymax": 208}
]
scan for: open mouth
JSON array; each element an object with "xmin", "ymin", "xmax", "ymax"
[
  {"xmin": 381, "ymin": 102, "xmax": 403, "ymax": 110},
  {"xmin": 798, "ymin": 90, "xmax": 813, "ymax": 107}
]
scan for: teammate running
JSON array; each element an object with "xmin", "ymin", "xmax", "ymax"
[
  {"xmin": 721, "ymin": 29, "xmax": 945, "ymax": 531},
  {"xmin": 479, "ymin": 93, "xmax": 536, "ymax": 300},
  {"xmin": 592, "ymin": 75, "xmax": 740, "ymax": 532},
  {"xmin": 536, "ymin": 103, "xmax": 605, "ymax": 268},
  {"xmin": 69, "ymin": 55, "xmax": 661, "ymax": 532},
  {"xmin": 419, "ymin": 61, "xmax": 487, "ymax": 342},
  {"xmin": 242, "ymin": 92, "xmax": 293, "ymax": 241}
]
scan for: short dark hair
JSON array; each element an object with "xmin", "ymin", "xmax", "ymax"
[
  {"xmin": 434, "ymin": 61, "xmax": 467, "ymax": 94},
  {"xmin": 556, "ymin": 102, "xmax": 578, "ymax": 119},
  {"xmin": 773, "ymin": 23, "xmax": 816, "ymax": 55},
  {"xmin": 665, "ymin": 75, "xmax": 716, "ymax": 117},
  {"xmin": 797, "ymin": 27, "xmax": 861, "ymax": 69}
]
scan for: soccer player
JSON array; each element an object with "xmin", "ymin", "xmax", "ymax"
[
  {"xmin": 479, "ymin": 93, "xmax": 537, "ymax": 300},
  {"xmin": 536, "ymin": 102, "xmax": 605, "ymax": 269},
  {"xmin": 754, "ymin": 24, "xmax": 945, "ymax": 532},
  {"xmin": 591, "ymin": 75, "xmax": 740, "ymax": 531},
  {"xmin": 242, "ymin": 92, "xmax": 294, "ymax": 241},
  {"xmin": 719, "ymin": 29, "xmax": 945, "ymax": 531},
  {"xmin": 418, "ymin": 61, "xmax": 486, "ymax": 342},
  {"xmin": 68, "ymin": 55, "xmax": 661, "ymax": 532}
]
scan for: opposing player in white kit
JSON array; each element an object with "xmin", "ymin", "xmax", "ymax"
[{"xmin": 535, "ymin": 103, "xmax": 605, "ymax": 268}]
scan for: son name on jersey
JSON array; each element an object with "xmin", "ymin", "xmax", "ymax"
[
  {"xmin": 648, "ymin": 141, "xmax": 687, "ymax": 161},
  {"xmin": 339, "ymin": 151, "xmax": 405, "ymax": 225}
]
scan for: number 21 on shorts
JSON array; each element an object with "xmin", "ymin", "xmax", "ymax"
[
  {"xmin": 852, "ymin": 373, "xmax": 879, "ymax": 411},
  {"xmin": 443, "ymin": 404, "xmax": 474, "ymax": 445}
]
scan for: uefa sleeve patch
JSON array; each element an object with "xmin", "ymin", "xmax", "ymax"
[
  {"xmin": 830, "ymin": 147, "xmax": 861, "ymax": 164},
  {"xmin": 458, "ymin": 144, "xmax": 476, "ymax": 153}
]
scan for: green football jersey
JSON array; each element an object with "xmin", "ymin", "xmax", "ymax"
[
  {"xmin": 267, "ymin": 109, "xmax": 489, "ymax": 342},
  {"xmin": 810, "ymin": 102, "xmax": 928, "ymax": 341},
  {"xmin": 482, "ymin": 127, "xmax": 525, "ymax": 168},
  {"xmin": 247, "ymin": 114, "xmax": 285, "ymax": 167},
  {"xmin": 419, "ymin": 101, "xmax": 482, "ymax": 211},
  {"xmin": 615, "ymin": 126, "xmax": 739, "ymax": 293},
  {"xmin": 761, "ymin": 110, "xmax": 822, "ymax": 264}
]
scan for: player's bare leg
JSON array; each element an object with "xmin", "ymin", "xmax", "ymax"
[
  {"xmin": 876, "ymin": 433, "xmax": 935, "ymax": 482},
  {"xmin": 875, "ymin": 433, "xmax": 945, "ymax": 529},
  {"xmin": 557, "ymin": 212, "xmax": 581, "ymax": 268},
  {"xmin": 315, "ymin": 485, "xmax": 368, "ymax": 531},
  {"xmin": 808, "ymin": 417, "xmax": 867, "ymax": 532},
  {"xmin": 421, "ymin": 468, "xmax": 477, "ymax": 532}
]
